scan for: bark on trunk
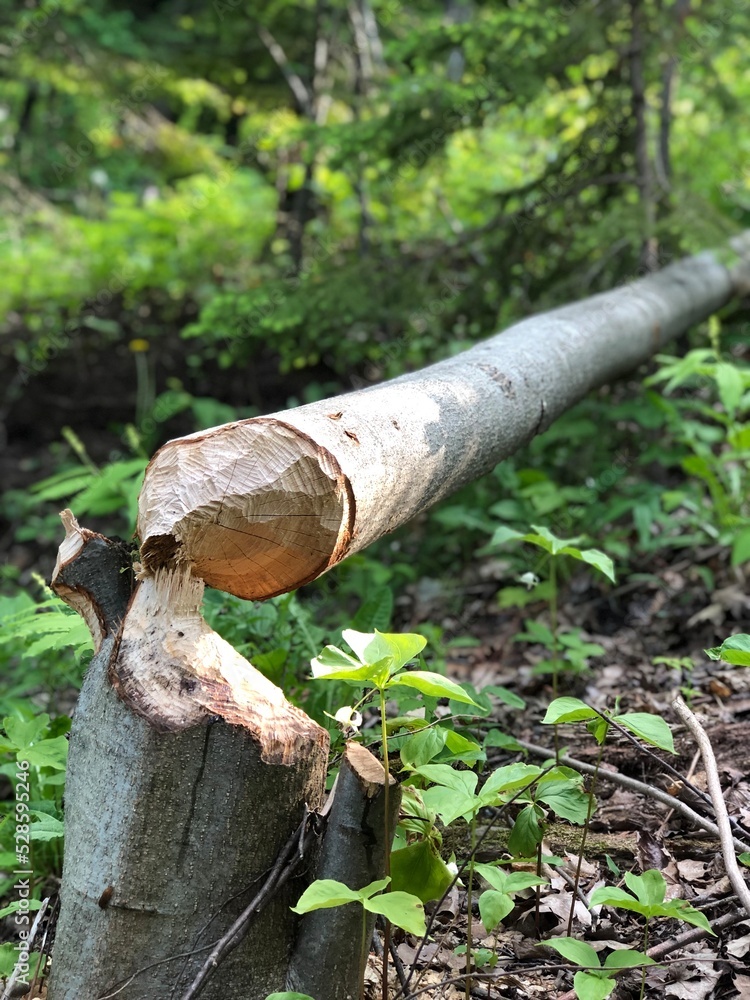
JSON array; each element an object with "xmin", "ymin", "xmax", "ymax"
[
  {"xmin": 48, "ymin": 514, "xmax": 330, "ymax": 1000},
  {"xmin": 137, "ymin": 234, "xmax": 750, "ymax": 601},
  {"xmin": 287, "ymin": 742, "xmax": 400, "ymax": 1000}
]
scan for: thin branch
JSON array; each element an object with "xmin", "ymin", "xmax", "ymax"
[
  {"xmin": 179, "ymin": 815, "xmax": 318, "ymax": 1000},
  {"xmin": 647, "ymin": 907, "xmax": 747, "ymax": 960},
  {"xmin": 515, "ymin": 739, "xmax": 750, "ymax": 854},
  {"xmin": 257, "ymin": 25, "xmax": 313, "ymax": 117},
  {"xmin": 672, "ymin": 698, "xmax": 750, "ymax": 919}
]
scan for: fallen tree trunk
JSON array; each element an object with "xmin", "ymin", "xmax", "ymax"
[
  {"xmin": 48, "ymin": 235, "xmax": 750, "ymax": 999},
  {"xmin": 137, "ymin": 234, "xmax": 750, "ymax": 601}
]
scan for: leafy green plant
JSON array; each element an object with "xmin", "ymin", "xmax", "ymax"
[
  {"xmin": 706, "ymin": 633, "xmax": 750, "ymax": 666},
  {"xmin": 482, "ymin": 525, "xmax": 613, "ymax": 694},
  {"xmin": 544, "ymin": 937, "xmax": 656, "ymax": 1000},
  {"xmin": 0, "ymin": 711, "xmax": 69, "ymax": 899}
]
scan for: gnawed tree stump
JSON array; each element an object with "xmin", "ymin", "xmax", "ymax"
[{"xmin": 48, "ymin": 513, "xmax": 337, "ymax": 1000}]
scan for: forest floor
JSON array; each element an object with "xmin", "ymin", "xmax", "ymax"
[{"xmin": 369, "ymin": 551, "xmax": 750, "ymax": 1000}]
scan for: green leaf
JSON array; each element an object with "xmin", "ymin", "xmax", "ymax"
[
  {"xmin": 731, "ymin": 529, "xmax": 750, "ymax": 567},
  {"xmin": 3, "ymin": 714, "xmax": 49, "ymax": 751},
  {"xmin": 399, "ymin": 727, "xmax": 447, "ymax": 768},
  {"xmin": 442, "ymin": 729, "xmax": 484, "ymax": 765},
  {"xmin": 483, "ymin": 685, "xmax": 526, "ymax": 709},
  {"xmin": 614, "ymin": 713, "xmax": 675, "ymax": 754},
  {"xmin": 29, "ymin": 811, "xmax": 64, "ymax": 841},
  {"xmin": 537, "ymin": 779, "xmax": 591, "ymax": 824},
  {"xmin": 412, "ymin": 764, "xmax": 478, "ymax": 795},
  {"xmin": 544, "ymin": 936, "xmax": 600, "ymax": 968},
  {"xmin": 0, "ymin": 898, "xmax": 43, "ymax": 920},
  {"xmin": 589, "ymin": 886, "xmax": 648, "ymax": 915},
  {"xmin": 572, "ymin": 971, "xmax": 615, "ymax": 1000},
  {"xmin": 603, "ymin": 950, "xmax": 655, "ymax": 969},
  {"xmin": 364, "ymin": 891, "xmax": 426, "ymax": 936},
  {"xmin": 705, "ymin": 634, "xmax": 750, "ymax": 666},
  {"xmin": 421, "ymin": 786, "xmax": 479, "ymax": 825},
  {"xmin": 508, "ymin": 805, "xmax": 542, "ymax": 856},
  {"xmin": 342, "ymin": 629, "xmax": 426, "ymax": 671},
  {"xmin": 478, "ymin": 889, "xmax": 515, "ymax": 932},
  {"xmin": 390, "ymin": 839, "xmax": 453, "ymax": 903},
  {"xmin": 657, "ymin": 899, "xmax": 715, "ymax": 934},
  {"xmin": 639, "ymin": 872, "xmax": 673, "ymax": 910},
  {"xmin": 23, "ymin": 736, "xmax": 69, "ymax": 770},
  {"xmin": 390, "ymin": 670, "xmax": 479, "ymax": 706},
  {"xmin": 542, "ymin": 697, "xmax": 597, "ymax": 725},
  {"xmin": 481, "ymin": 762, "xmax": 542, "ymax": 800},
  {"xmin": 564, "ymin": 547, "xmax": 616, "ymax": 583},
  {"xmin": 291, "ymin": 879, "xmax": 366, "ymax": 913}
]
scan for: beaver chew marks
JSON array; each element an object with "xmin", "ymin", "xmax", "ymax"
[{"xmin": 138, "ymin": 418, "xmax": 352, "ymax": 600}]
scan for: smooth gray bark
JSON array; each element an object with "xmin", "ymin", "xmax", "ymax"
[
  {"xmin": 48, "ymin": 517, "xmax": 329, "ymax": 1000},
  {"xmin": 287, "ymin": 743, "xmax": 401, "ymax": 1000},
  {"xmin": 138, "ymin": 234, "xmax": 750, "ymax": 601}
]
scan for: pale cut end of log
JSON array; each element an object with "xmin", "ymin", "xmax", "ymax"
[
  {"xmin": 137, "ymin": 417, "xmax": 354, "ymax": 600},
  {"xmin": 112, "ymin": 564, "xmax": 329, "ymax": 764}
]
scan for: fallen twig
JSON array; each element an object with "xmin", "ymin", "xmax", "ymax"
[
  {"xmin": 0, "ymin": 897, "xmax": 49, "ymax": 1000},
  {"xmin": 515, "ymin": 739, "xmax": 750, "ymax": 854},
  {"xmin": 672, "ymin": 697, "xmax": 750, "ymax": 919},
  {"xmin": 647, "ymin": 907, "xmax": 748, "ymax": 959}
]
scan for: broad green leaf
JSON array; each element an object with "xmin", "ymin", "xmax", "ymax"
[
  {"xmin": 589, "ymin": 886, "xmax": 648, "ymax": 915},
  {"xmin": 23, "ymin": 736, "xmax": 69, "ymax": 770},
  {"xmin": 544, "ymin": 936, "xmax": 600, "ymax": 968},
  {"xmin": 478, "ymin": 889, "xmax": 515, "ymax": 932},
  {"xmin": 508, "ymin": 805, "xmax": 542, "ymax": 856},
  {"xmin": 716, "ymin": 361, "xmax": 743, "ymax": 416},
  {"xmin": 587, "ymin": 717, "xmax": 610, "ymax": 745},
  {"xmin": 390, "ymin": 839, "xmax": 453, "ymax": 903},
  {"xmin": 563, "ymin": 547, "xmax": 616, "ymax": 583},
  {"xmin": 399, "ymin": 727, "xmax": 447, "ymax": 768},
  {"xmin": 342, "ymin": 629, "xmax": 426, "ymax": 671},
  {"xmin": 443, "ymin": 729, "xmax": 484, "ymax": 765},
  {"xmin": 658, "ymin": 899, "xmax": 715, "ymax": 934},
  {"xmin": 483, "ymin": 685, "xmax": 526, "ymax": 709},
  {"xmin": 537, "ymin": 780, "xmax": 591, "ymax": 824},
  {"xmin": 739, "ymin": 853, "xmax": 750, "ymax": 867},
  {"xmin": 356, "ymin": 878, "xmax": 391, "ymax": 900},
  {"xmin": 614, "ymin": 714, "xmax": 675, "ymax": 754},
  {"xmin": 311, "ymin": 653, "xmax": 392, "ymax": 685},
  {"xmin": 291, "ymin": 879, "xmax": 367, "ymax": 913},
  {"xmin": 412, "ymin": 764, "xmax": 478, "ymax": 795},
  {"xmin": 705, "ymin": 634, "xmax": 750, "ymax": 666},
  {"xmin": 364, "ymin": 891, "xmax": 426, "ymax": 936},
  {"xmin": 573, "ymin": 971, "xmax": 615, "ymax": 1000},
  {"xmin": 603, "ymin": 950, "xmax": 655, "ymax": 969},
  {"xmin": 29, "ymin": 812, "xmax": 64, "ymax": 841},
  {"xmin": 542, "ymin": 697, "xmax": 597, "ymax": 725},
  {"xmin": 481, "ymin": 762, "xmax": 542, "ymax": 799},
  {"xmin": 3, "ymin": 714, "xmax": 49, "ymax": 751},
  {"xmin": 421, "ymin": 786, "xmax": 479, "ymax": 826},
  {"xmin": 390, "ymin": 670, "xmax": 480, "ymax": 706}
]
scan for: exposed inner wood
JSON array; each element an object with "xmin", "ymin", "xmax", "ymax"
[
  {"xmin": 112, "ymin": 565, "xmax": 329, "ymax": 764},
  {"xmin": 138, "ymin": 417, "xmax": 353, "ymax": 600}
]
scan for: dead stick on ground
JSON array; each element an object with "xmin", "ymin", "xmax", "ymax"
[
  {"xmin": 647, "ymin": 908, "xmax": 748, "ymax": 960},
  {"xmin": 672, "ymin": 697, "xmax": 750, "ymax": 919},
  {"xmin": 515, "ymin": 740, "xmax": 750, "ymax": 854}
]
